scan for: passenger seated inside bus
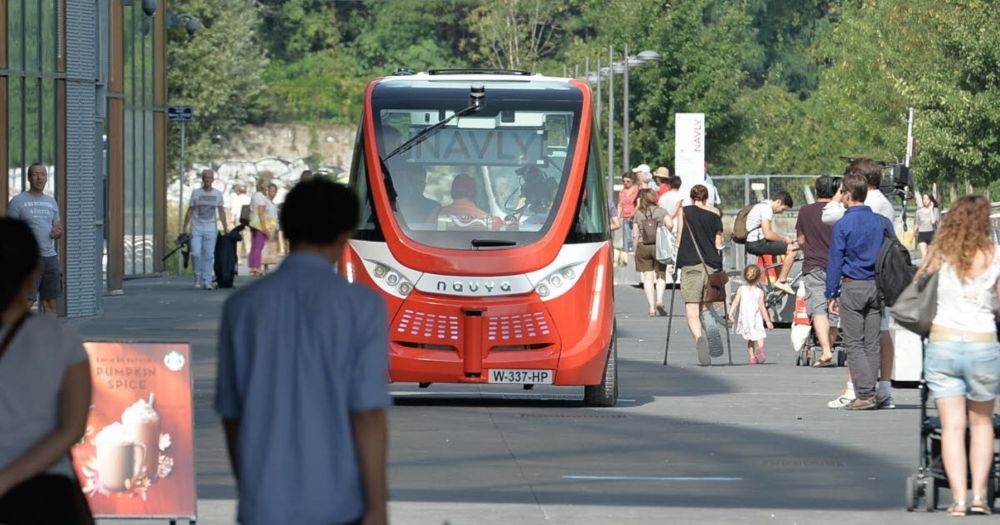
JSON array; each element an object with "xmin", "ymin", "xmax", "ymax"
[
  {"xmin": 522, "ymin": 176, "xmax": 557, "ymax": 226},
  {"xmin": 395, "ymin": 164, "xmax": 440, "ymax": 229},
  {"xmin": 439, "ymin": 174, "xmax": 499, "ymax": 231}
]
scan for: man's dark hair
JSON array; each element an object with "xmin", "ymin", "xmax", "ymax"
[
  {"xmin": 844, "ymin": 158, "xmax": 882, "ymax": 188},
  {"xmin": 622, "ymin": 172, "xmax": 636, "ymax": 182},
  {"xmin": 815, "ymin": 176, "xmax": 841, "ymax": 199},
  {"xmin": 669, "ymin": 176, "xmax": 683, "ymax": 190},
  {"xmin": 843, "ymin": 173, "xmax": 868, "ymax": 203},
  {"xmin": 771, "ymin": 191, "xmax": 793, "ymax": 208},
  {"xmin": 0, "ymin": 218, "xmax": 40, "ymax": 312},
  {"xmin": 27, "ymin": 162, "xmax": 45, "ymax": 177},
  {"xmin": 280, "ymin": 178, "xmax": 360, "ymax": 245}
]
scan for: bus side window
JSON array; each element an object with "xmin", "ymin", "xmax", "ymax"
[{"xmin": 567, "ymin": 135, "xmax": 608, "ymax": 243}]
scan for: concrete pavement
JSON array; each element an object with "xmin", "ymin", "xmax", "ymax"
[{"xmin": 73, "ymin": 274, "xmax": 955, "ymax": 524}]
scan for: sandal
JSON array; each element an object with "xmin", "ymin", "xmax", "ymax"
[
  {"xmin": 948, "ymin": 500, "xmax": 968, "ymax": 517},
  {"xmin": 656, "ymin": 304, "xmax": 667, "ymax": 316},
  {"xmin": 812, "ymin": 357, "xmax": 835, "ymax": 368},
  {"xmin": 970, "ymin": 495, "xmax": 991, "ymax": 515}
]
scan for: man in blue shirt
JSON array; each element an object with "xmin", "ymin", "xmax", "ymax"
[
  {"xmin": 826, "ymin": 173, "xmax": 886, "ymax": 410},
  {"xmin": 215, "ymin": 179, "xmax": 390, "ymax": 524}
]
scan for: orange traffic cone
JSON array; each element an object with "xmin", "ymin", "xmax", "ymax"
[
  {"xmin": 790, "ymin": 283, "xmax": 811, "ymax": 353},
  {"xmin": 793, "ymin": 283, "xmax": 809, "ymax": 325}
]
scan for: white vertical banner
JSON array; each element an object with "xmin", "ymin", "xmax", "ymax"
[{"xmin": 674, "ymin": 113, "xmax": 706, "ymax": 196}]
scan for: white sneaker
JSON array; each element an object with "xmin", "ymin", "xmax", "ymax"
[
  {"xmin": 827, "ymin": 393, "xmax": 856, "ymax": 409},
  {"xmin": 877, "ymin": 394, "xmax": 896, "ymax": 409},
  {"xmin": 194, "ymin": 280, "xmax": 203, "ymax": 289},
  {"xmin": 204, "ymin": 282, "xmax": 218, "ymax": 290}
]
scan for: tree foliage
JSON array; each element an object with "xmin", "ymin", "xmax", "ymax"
[
  {"xmin": 166, "ymin": 0, "xmax": 267, "ymax": 163},
  {"xmin": 167, "ymin": 0, "xmax": 1000, "ymax": 187}
]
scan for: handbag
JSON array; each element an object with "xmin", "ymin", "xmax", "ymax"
[
  {"xmin": 683, "ymin": 209, "xmax": 729, "ymax": 303},
  {"xmin": 655, "ymin": 226, "xmax": 675, "ymax": 264},
  {"xmin": 0, "ymin": 313, "xmax": 95, "ymax": 525},
  {"xmin": 890, "ymin": 271, "xmax": 938, "ymax": 338}
]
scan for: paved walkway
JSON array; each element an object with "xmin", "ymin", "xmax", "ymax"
[{"xmin": 74, "ymin": 274, "xmax": 955, "ymax": 524}]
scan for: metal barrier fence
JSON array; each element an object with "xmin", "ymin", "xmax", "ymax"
[{"xmin": 711, "ymin": 174, "xmax": 827, "ymax": 211}]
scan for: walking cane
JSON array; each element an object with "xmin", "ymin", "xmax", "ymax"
[
  {"xmin": 662, "ymin": 263, "xmax": 680, "ymax": 365},
  {"xmin": 720, "ymin": 289, "xmax": 734, "ymax": 365}
]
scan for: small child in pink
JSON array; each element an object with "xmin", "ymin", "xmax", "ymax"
[{"xmin": 729, "ymin": 264, "xmax": 774, "ymax": 364}]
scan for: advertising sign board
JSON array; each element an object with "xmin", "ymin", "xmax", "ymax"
[{"xmin": 72, "ymin": 342, "xmax": 196, "ymax": 520}]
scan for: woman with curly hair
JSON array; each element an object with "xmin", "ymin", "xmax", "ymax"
[{"xmin": 918, "ymin": 195, "xmax": 1000, "ymax": 515}]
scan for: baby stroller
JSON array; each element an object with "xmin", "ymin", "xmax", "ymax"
[
  {"xmin": 904, "ymin": 340, "xmax": 1000, "ymax": 511},
  {"xmin": 795, "ymin": 328, "xmax": 846, "ymax": 367}
]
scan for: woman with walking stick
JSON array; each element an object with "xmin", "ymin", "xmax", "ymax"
[{"xmin": 673, "ymin": 185, "xmax": 724, "ymax": 366}]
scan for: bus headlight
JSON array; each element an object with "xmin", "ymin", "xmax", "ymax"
[
  {"xmin": 365, "ymin": 261, "xmax": 414, "ymax": 298},
  {"xmin": 530, "ymin": 262, "xmax": 586, "ymax": 301}
]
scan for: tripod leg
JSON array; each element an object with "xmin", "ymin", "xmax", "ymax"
[{"xmin": 663, "ymin": 264, "xmax": 680, "ymax": 365}]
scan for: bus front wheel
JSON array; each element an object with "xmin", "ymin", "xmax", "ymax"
[{"xmin": 584, "ymin": 322, "xmax": 618, "ymax": 407}]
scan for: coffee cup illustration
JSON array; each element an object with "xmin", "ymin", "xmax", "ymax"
[
  {"xmin": 122, "ymin": 396, "xmax": 161, "ymax": 481},
  {"xmin": 94, "ymin": 423, "xmax": 146, "ymax": 492}
]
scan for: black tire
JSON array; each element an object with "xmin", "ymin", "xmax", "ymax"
[
  {"xmin": 905, "ymin": 476, "xmax": 917, "ymax": 512},
  {"xmin": 584, "ymin": 323, "xmax": 618, "ymax": 407},
  {"xmin": 925, "ymin": 476, "xmax": 937, "ymax": 512}
]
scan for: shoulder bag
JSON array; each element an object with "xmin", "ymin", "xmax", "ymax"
[
  {"xmin": 683, "ymin": 208, "xmax": 729, "ymax": 303},
  {"xmin": 890, "ymin": 271, "xmax": 938, "ymax": 338},
  {"xmin": 0, "ymin": 313, "xmax": 95, "ymax": 525}
]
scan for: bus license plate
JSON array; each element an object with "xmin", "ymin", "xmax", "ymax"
[{"xmin": 488, "ymin": 369, "xmax": 553, "ymax": 384}]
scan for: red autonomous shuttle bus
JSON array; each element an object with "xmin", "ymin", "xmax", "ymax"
[{"xmin": 340, "ymin": 70, "xmax": 617, "ymax": 406}]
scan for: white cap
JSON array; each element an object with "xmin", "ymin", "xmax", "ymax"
[{"xmin": 631, "ymin": 164, "xmax": 651, "ymax": 174}]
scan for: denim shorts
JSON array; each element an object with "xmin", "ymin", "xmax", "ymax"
[{"xmin": 925, "ymin": 341, "xmax": 1000, "ymax": 402}]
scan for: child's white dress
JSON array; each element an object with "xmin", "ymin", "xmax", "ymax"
[{"xmin": 735, "ymin": 285, "xmax": 766, "ymax": 341}]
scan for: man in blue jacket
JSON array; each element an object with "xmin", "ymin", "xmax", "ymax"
[{"xmin": 826, "ymin": 173, "xmax": 889, "ymax": 410}]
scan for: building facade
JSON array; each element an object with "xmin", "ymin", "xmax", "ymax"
[{"xmin": 1, "ymin": 0, "xmax": 167, "ymax": 317}]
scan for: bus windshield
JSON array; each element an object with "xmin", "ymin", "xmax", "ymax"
[{"xmin": 371, "ymin": 80, "xmax": 583, "ymax": 250}]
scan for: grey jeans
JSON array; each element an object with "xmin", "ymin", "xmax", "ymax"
[{"xmin": 839, "ymin": 279, "xmax": 882, "ymax": 399}]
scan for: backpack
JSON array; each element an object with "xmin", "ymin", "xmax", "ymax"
[
  {"xmin": 875, "ymin": 223, "xmax": 915, "ymax": 307},
  {"xmin": 731, "ymin": 204, "xmax": 757, "ymax": 244},
  {"xmin": 639, "ymin": 210, "xmax": 659, "ymax": 244}
]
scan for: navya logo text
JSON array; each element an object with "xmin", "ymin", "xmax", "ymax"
[{"xmin": 436, "ymin": 280, "xmax": 513, "ymax": 294}]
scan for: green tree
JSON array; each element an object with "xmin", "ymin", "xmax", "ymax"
[
  {"xmin": 167, "ymin": 0, "xmax": 267, "ymax": 165},
  {"xmin": 467, "ymin": 0, "xmax": 571, "ymax": 70},
  {"xmin": 257, "ymin": 0, "xmax": 340, "ymax": 61}
]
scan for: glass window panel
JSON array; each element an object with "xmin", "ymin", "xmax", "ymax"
[
  {"xmin": 41, "ymin": 0, "xmax": 56, "ymax": 72},
  {"xmin": 42, "ymin": 78, "xmax": 56, "ymax": 198},
  {"xmin": 8, "ymin": 78, "xmax": 23, "ymax": 194},
  {"xmin": 124, "ymin": 109, "xmax": 135, "ymax": 275},
  {"xmin": 123, "ymin": 6, "xmax": 134, "ymax": 106},
  {"xmin": 8, "ymin": 0, "xmax": 23, "ymax": 71},
  {"xmin": 24, "ymin": 0, "xmax": 39, "ymax": 72},
  {"xmin": 144, "ymin": 25, "xmax": 154, "ymax": 107},
  {"xmin": 144, "ymin": 110, "xmax": 155, "ymax": 273},
  {"xmin": 24, "ymin": 78, "xmax": 40, "ymax": 169}
]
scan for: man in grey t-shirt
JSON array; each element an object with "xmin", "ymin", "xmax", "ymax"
[{"xmin": 7, "ymin": 163, "xmax": 63, "ymax": 314}]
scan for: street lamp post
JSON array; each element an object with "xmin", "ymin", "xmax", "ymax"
[{"xmin": 622, "ymin": 48, "xmax": 661, "ymax": 177}]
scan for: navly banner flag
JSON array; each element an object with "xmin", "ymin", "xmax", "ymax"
[
  {"xmin": 72, "ymin": 342, "xmax": 196, "ymax": 519},
  {"xmin": 674, "ymin": 113, "xmax": 706, "ymax": 195}
]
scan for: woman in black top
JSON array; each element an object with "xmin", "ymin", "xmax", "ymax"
[{"xmin": 674, "ymin": 185, "xmax": 724, "ymax": 364}]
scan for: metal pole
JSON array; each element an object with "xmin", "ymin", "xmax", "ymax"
[
  {"xmin": 177, "ymin": 121, "xmax": 186, "ymax": 269},
  {"xmin": 608, "ymin": 46, "xmax": 617, "ymax": 253},
  {"xmin": 905, "ymin": 107, "xmax": 914, "ymax": 167},
  {"xmin": 596, "ymin": 57, "xmax": 602, "ymax": 125},
  {"xmin": 574, "ymin": 64, "xmax": 579, "ymax": 78},
  {"xmin": 585, "ymin": 56, "xmax": 589, "ymax": 81},
  {"xmin": 608, "ymin": 46, "xmax": 614, "ymax": 190},
  {"xmin": 623, "ymin": 44, "xmax": 629, "ymax": 174}
]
